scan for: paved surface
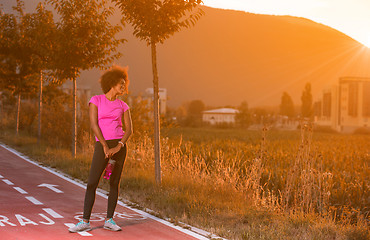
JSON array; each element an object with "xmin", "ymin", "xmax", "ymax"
[{"xmin": 0, "ymin": 144, "xmax": 210, "ymax": 240}]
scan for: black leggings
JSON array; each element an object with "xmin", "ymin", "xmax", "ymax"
[{"xmin": 83, "ymin": 139, "xmax": 127, "ymax": 220}]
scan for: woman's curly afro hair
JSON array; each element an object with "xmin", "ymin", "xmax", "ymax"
[{"xmin": 99, "ymin": 65, "xmax": 129, "ymax": 94}]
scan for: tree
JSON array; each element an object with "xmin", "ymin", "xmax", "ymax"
[
  {"xmin": 279, "ymin": 92, "xmax": 295, "ymax": 118},
  {"xmin": 186, "ymin": 99, "xmax": 205, "ymax": 126},
  {"xmin": 46, "ymin": 0, "xmax": 125, "ymax": 157},
  {"xmin": 236, "ymin": 101, "xmax": 251, "ymax": 127},
  {"xmin": 188, "ymin": 99, "xmax": 205, "ymax": 117},
  {"xmin": 301, "ymin": 83, "xmax": 313, "ymax": 119},
  {"xmin": 23, "ymin": 3, "xmax": 57, "ymax": 143},
  {"xmin": 0, "ymin": 0, "xmax": 40, "ymax": 135},
  {"xmin": 112, "ymin": 0, "xmax": 204, "ymax": 184}
]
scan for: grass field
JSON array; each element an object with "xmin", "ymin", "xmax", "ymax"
[
  {"xmin": 163, "ymin": 127, "xmax": 369, "ymax": 215},
  {"xmin": 0, "ymin": 126, "xmax": 369, "ymax": 239}
]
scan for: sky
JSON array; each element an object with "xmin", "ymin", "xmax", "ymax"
[{"xmin": 203, "ymin": 0, "xmax": 370, "ymax": 48}]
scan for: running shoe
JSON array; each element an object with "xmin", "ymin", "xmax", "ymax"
[
  {"xmin": 104, "ymin": 218, "xmax": 122, "ymax": 231},
  {"xmin": 68, "ymin": 220, "xmax": 92, "ymax": 232}
]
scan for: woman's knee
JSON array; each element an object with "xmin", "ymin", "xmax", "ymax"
[{"xmin": 86, "ymin": 181, "xmax": 99, "ymax": 191}]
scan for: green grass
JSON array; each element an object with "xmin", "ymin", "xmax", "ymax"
[{"xmin": 0, "ymin": 127, "xmax": 369, "ymax": 240}]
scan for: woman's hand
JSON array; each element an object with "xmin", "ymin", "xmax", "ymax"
[
  {"xmin": 102, "ymin": 144, "xmax": 110, "ymax": 159},
  {"xmin": 106, "ymin": 145, "xmax": 121, "ymax": 159}
]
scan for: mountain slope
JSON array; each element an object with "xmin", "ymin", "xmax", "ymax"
[
  {"xmin": 74, "ymin": 6, "xmax": 370, "ymax": 107},
  {"xmin": 148, "ymin": 7, "xmax": 369, "ymax": 107},
  {"xmin": 3, "ymin": 2, "xmax": 369, "ymax": 107}
]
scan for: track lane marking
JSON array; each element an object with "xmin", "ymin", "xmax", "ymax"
[
  {"xmin": 42, "ymin": 208, "xmax": 64, "ymax": 219},
  {"xmin": 25, "ymin": 196, "xmax": 43, "ymax": 205},
  {"xmin": 13, "ymin": 187, "xmax": 28, "ymax": 194},
  {"xmin": 2, "ymin": 179, "xmax": 14, "ymax": 185},
  {"xmin": 64, "ymin": 223, "xmax": 93, "ymax": 236}
]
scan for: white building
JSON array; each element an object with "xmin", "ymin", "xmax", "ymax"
[
  {"xmin": 314, "ymin": 77, "xmax": 370, "ymax": 132},
  {"xmin": 202, "ymin": 108, "xmax": 239, "ymax": 125}
]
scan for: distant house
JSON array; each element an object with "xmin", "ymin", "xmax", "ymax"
[
  {"xmin": 202, "ymin": 108, "xmax": 239, "ymax": 125},
  {"xmin": 314, "ymin": 77, "xmax": 370, "ymax": 132}
]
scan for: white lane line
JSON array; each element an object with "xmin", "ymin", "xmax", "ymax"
[
  {"xmin": 25, "ymin": 196, "xmax": 43, "ymax": 205},
  {"xmin": 43, "ymin": 208, "xmax": 64, "ymax": 218},
  {"xmin": 2, "ymin": 179, "xmax": 14, "ymax": 185},
  {"xmin": 0, "ymin": 174, "xmax": 3, "ymax": 178},
  {"xmin": 13, "ymin": 187, "xmax": 28, "ymax": 194},
  {"xmin": 64, "ymin": 223, "xmax": 93, "ymax": 236}
]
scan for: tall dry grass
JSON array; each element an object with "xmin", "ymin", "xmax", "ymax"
[{"xmin": 122, "ymin": 124, "xmax": 369, "ymax": 239}]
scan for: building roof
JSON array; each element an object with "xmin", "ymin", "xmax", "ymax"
[
  {"xmin": 339, "ymin": 77, "xmax": 370, "ymax": 83},
  {"xmin": 203, "ymin": 108, "xmax": 239, "ymax": 114}
]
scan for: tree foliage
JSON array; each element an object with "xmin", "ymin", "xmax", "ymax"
[
  {"xmin": 301, "ymin": 83, "xmax": 313, "ymax": 119},
  {"xmin": 112, "ymin": 0, "xmax": 204, "ymax": 45},
  {"xmin": 46, "ymin": 0, "xmax": 125, "ymax": 80},
  {"xmin": 183, "ymin": 99, "xmax": 204, "ymax": 127},
  {"xmin": 279, "ymin": 92, "xmax": 295, "ymax": 118},
  {"xmin": 188, "ymin": 99, "xmax": 205, "ymax": 117},
  {"xmin": 0, "ymin": 1, "xmax": 56, "ymax": 91},
  {"xmin": 0, "ymin": 0, "xmax": 38, "ymax": 96}
]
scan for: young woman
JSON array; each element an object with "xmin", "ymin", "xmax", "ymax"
[{"xmin": 69, "ymin": 66, "xmax": 133, "ymax": 232}]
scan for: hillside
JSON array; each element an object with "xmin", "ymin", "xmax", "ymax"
[{"xmin": 3, "ymin": 2, "xmax": 370, "ymax": 107}]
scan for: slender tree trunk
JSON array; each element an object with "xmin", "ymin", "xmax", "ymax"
[
  {"xmin": 38, "ymin": 71, "xmax": 43, "ymax": 144},
  {"xmin": 151, "ymin": 41, "xmax": 161, "ymax": 184},
  {"xmin": 16, "ymin": 93, "xmax": 21, "ymax": 136},
  {"xmin": 72, "ymin": 77, "xmax": 77, "ymax": 158}
]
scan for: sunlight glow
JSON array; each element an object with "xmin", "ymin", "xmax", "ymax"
[
  {"xmin": 202, "ymin": 0, "xmax": 370, "ymax": 50},
  {"xmin": 362, "ymin": 35, "xmax": 370, "ymax": 48}
]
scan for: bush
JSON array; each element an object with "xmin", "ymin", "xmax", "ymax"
[
  {"xmin": 19, "ymin": 101, "xmax": 38, "ymax": 134},
  {"xmin": 41, "ymin": 85, "xmax": 73, "ymax": 148}
]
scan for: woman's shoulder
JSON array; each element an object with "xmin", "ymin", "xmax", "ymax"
[
  {"xmin": 118, "ymin": 99, "xmax": 130, "ymax": 111},
  {"xmin": 89, "ymin": 94, "xmax": 104, "ymax": 105},
  {"xmin": 92, "ymin": 94, "xmax": 105, "ymax": 100}
]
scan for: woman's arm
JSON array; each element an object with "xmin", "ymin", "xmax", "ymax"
[
  {"xmin": 120, "ymin": 109, "xmax": 133, "ymax": 145},
  {"xmin": 89, "ymin": 103, "xmax": 109, "ymax": 158},
  {"xmin": 108, "ymin": 109, "xmax": 133, "ymax": 156}
]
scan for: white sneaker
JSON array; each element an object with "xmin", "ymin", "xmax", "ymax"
[
  {"xmin": 69, "ymin": 220, "xmax": 92, "ymax": 232},
  {"xmin": 104, "ymin": 218, "xmax": 122, "ymax": 231}
]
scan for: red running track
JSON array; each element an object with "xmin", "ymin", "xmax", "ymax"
[{"xmin": 0, "ymin": 144, "xmax": 211, "ymax": 240}]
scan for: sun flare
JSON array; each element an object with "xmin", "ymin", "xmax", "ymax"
[{"xmin": 363, "ymin": 35, "xmax": 370, "ymax": 48}]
